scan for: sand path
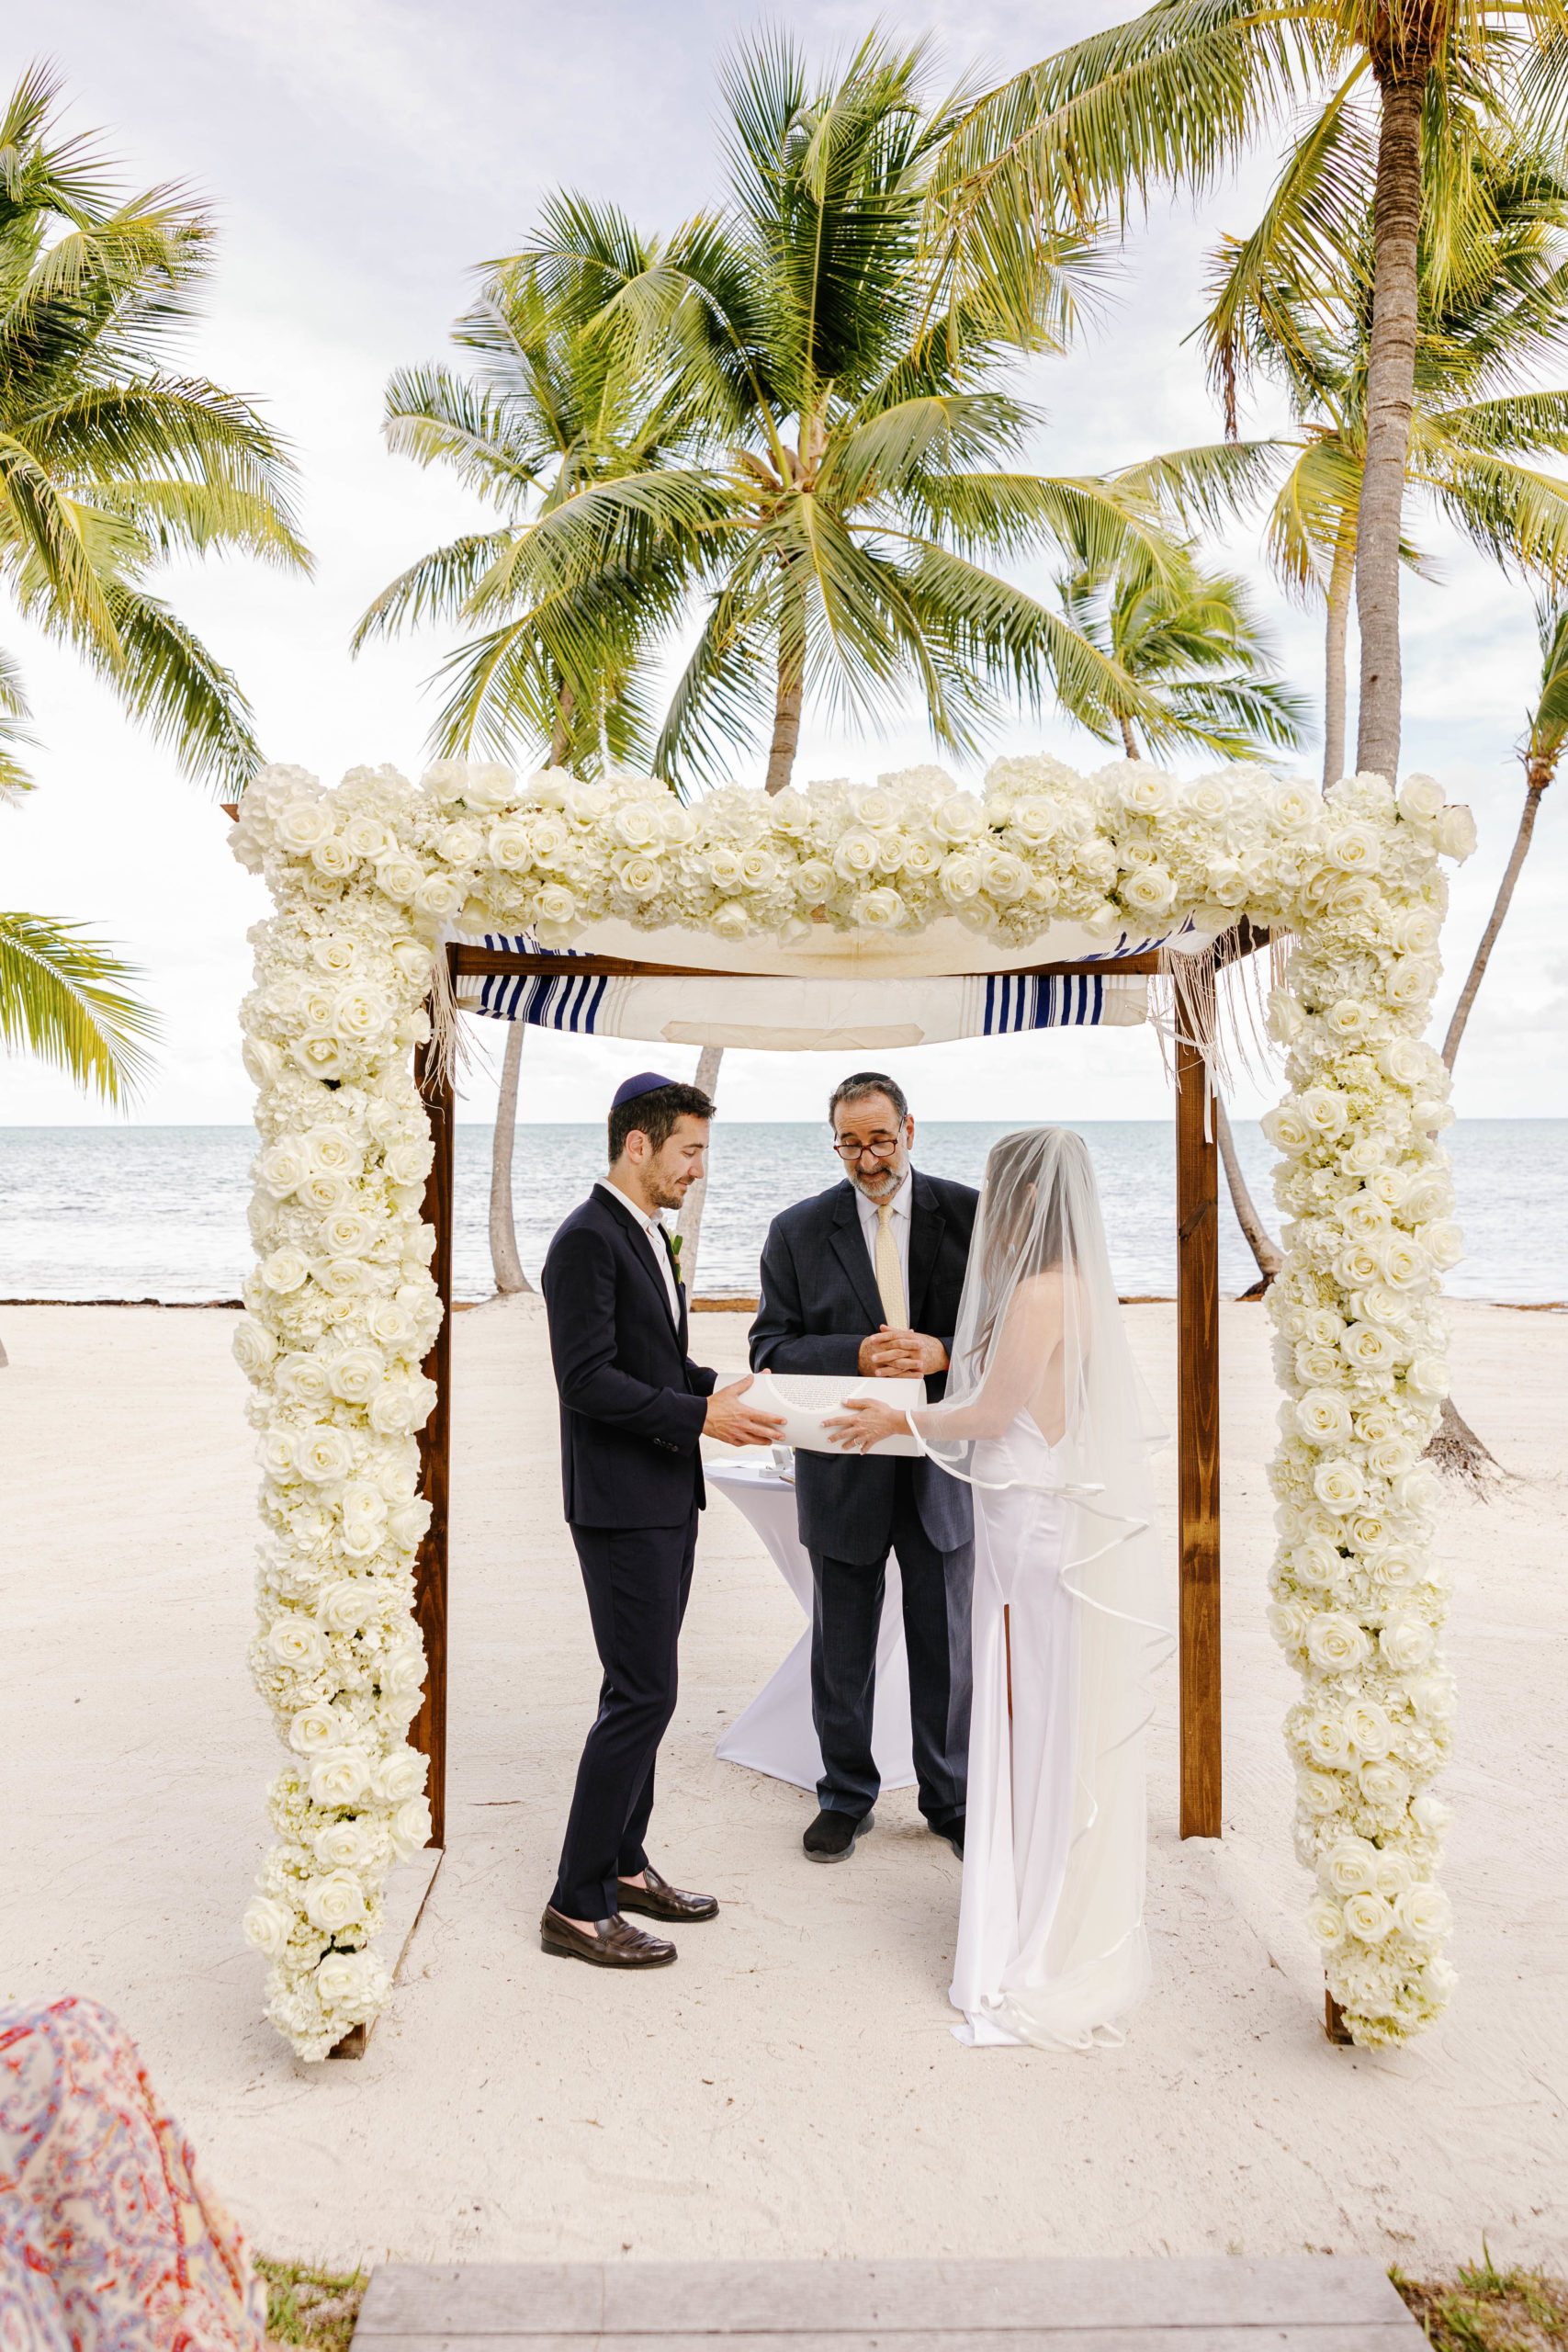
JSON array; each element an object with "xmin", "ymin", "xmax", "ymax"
[{"xmin": 2, "ymin": 1298, "xmax": 1564, "ymax": 2269}]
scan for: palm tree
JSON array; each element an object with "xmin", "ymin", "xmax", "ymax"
[
  {"xmin": 925, "ymin": 0, "xmax": 1568, "ymax": 785},
  {"xmin": 1201, "ymin": 123, "xmax": 1568, "ymax": 783},
  {"xmin": 0, "ymin": 63, "xmax": 309, "ymax": 793},
  {"xmin": 0, "ymin": 910, "xmax": 155, "ymax": 1103},
  {"xmin": 516, "ymin": 33, "xmax": 1175, "ymax": 804},
  {"xmin": 1054, "ymin": 535, "xmax": 1308, "ymax": 761},
  {"xmin": 1442, "ymin": 592, "xmax": 1568, "ymax": 1069}
]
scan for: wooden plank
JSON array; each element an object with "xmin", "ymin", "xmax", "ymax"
[
  {"xmin": 355, "ymin": 2331, "xmax": 1416, "ymax": 2352},
  {"xmin": 356, "ymin": 2260, "xmax": 1416, "ymax": 2338},
  {"xmin": 450, "ymin": 948, "xmax": 1163, "ymax": 984},
  {"xmin": 412, "ymin": 971, "xmax": 457, "ymax": 1852},
  {"xmin": 1175, "ymin": 998, "xmax": 1222, "ymax": 1841}
]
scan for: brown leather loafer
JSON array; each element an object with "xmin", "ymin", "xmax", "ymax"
[
  {"xmin": 616, "ymin": 1863, "xmax": 718, "ymax": 1922},
  {"xmin": 539, "ymin": 1906, "xmax": 676, "ymax": 1967}
]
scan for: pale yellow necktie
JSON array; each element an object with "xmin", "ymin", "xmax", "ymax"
[{"xmin": 874, "ymin": 1202, "xmax": 909, "ymax": 1329}]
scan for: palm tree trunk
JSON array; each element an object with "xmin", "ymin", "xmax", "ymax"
[
  {"xmin": 1118, "ymin": 717, "xmax": 1141, "ymax": 759},
  {"xmin": 1441, "ymin": 775, "xmax": 1551, "ymax": 1070},
  {"xmin": 764, "ymin": 646, "xmax": 803, "ymax": 795},
  {"xmin": 488, "ymin": 1014, "xmax": 533, "ymax": 1294},
  {"xmin": 1214, "ymin": 1092, "xmax": 1282, "ymax": 1289},
  {"xmin": 1322, "ymin": 527, "xmax": 1355, "ymax": 789},
  {"xmin": 1354, "ymin": 67, "xmax": 1427, "ymax": 783},
  {"xmin": 675, "ymin": 1043, "xmax": 726, "ymax": 1296}
]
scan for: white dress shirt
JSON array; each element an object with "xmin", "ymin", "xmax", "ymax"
[
  {"xmin": 597, "ymin": 1178, "xmax": 681, "ymax": 1324},
  {"xmin": 854, "ymin": 1167, "xmax": 912, "ymax": 1313}
]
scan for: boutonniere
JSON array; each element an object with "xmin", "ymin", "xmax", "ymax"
[{"xmin": 668, "ymin": 1229, "xmax": 683, "ymax": 1274}]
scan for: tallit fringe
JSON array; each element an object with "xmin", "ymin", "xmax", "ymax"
[
  {"xmin": 1150, "ymin": 927, "xmax": 1286, "ymax": 1098},
  {"xmin": 420, "ymin": 939, "xmax": 469, "ymax": 1098}
]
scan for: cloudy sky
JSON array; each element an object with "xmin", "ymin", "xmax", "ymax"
[{"xmin": 6, "ymin": 0, "xmax": 1566, "ymax": 1130}]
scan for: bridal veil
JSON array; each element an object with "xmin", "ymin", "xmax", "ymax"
[{"xmin": 913, "ymin": 1126, "xmax": 1173, "ymax": 2050}]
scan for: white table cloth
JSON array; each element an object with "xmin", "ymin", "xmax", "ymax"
[{"xmin": 707, "ymin": 1457, "xmax": 915, "ymax": 1792}]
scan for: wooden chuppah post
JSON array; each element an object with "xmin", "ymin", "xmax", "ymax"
[
  {"xmin": 1174, "ymin": 993, "xmax": 1222, "ymax": 1838},
  {"xmin": 412, "ymin": 946, "xmax": 457, "ymax": 1851}
]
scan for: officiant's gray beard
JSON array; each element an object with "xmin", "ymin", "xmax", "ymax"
[{"xmin": 847, "ymin": 1144, "xmax": 908, "ymax": 1204}]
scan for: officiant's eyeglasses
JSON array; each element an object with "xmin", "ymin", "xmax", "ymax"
[{"xmin": 832, "ymin": 1135, "xmax": 902, "ymax": 1162}]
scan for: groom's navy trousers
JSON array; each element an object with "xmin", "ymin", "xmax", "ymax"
[
  {"xmin": 750, "ymin": 1170, "xmax": 979, "ymax": 1830},
  {"xmin": 542, "ymin": 1185, "xmax": 716, "ymax": 1921}
]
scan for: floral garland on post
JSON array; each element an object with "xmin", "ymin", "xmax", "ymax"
[{"xmin": 230, "ymin": 754, "xmax": 1474, "ymax": 2059}]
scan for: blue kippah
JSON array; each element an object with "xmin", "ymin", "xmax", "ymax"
[{"xmin": 611, "ymin": 1069, "xmax": 678, "ymax": 1110}]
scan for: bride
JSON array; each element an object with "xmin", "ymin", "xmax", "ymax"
[{"xmin": 826, "ymin": 1127, "xmax": 1171, "ymax": 2051}]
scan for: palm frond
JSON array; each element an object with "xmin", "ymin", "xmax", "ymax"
[{"xmin": 0, "ymin": 908, "xmax": 157, "ymax": 1102}]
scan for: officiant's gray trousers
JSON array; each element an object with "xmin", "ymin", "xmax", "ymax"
[
  {"xmin": 552, "ymin": 1504, "xmax": 699, "ymax": 1921},
  {"xmin": 809, "ymin": 1467, "xmax": 972, "ymax": 1828}
]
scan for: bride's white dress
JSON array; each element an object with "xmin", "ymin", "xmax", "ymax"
[{"xmin": 948, "ymin": 1428, "xmax": 1157, "ymax": 2052}]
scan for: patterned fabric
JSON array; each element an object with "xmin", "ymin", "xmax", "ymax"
[{"xmin": 0, "ymin": 1997, "xmax": 265, "ymax": 2352}]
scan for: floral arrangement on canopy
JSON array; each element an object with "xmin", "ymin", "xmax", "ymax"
[{"xmin": 229, "ymin": 753, "xmax": 1473, "ymax": 2060}]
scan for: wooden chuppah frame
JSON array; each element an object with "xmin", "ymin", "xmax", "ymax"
[{"xmin": 407, "ymin": 924, "xmax": 1269, "ymax": 1860}]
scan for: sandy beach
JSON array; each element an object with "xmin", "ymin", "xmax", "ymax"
[{"xmin": 3, "ymin": 1295, "xmax": 1564, "ymax": 2272}]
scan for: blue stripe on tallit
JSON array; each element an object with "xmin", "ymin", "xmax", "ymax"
[
  {"xmin": 979, "ymin": 972, "xmax": 1109, "ymax": 1033},
  {"xmin": 472, "ymin": 934, "xmax": 605, "ymax": 1034}
]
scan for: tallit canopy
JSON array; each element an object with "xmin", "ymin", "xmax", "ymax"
[
  {"xmin": 456, "ymin": 935, "xmax": 1148, "ymax": 1048},
  {"xmin": 512, "ymin": 910, "xmax": 1194, "ymax": 979}
]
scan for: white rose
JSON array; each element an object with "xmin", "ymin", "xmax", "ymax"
[
  {"xmin": 262, "ymin": 1246, "xmax": 310, "ymax": 1294},
  {"xmin": 1345, "ymin": 1698, "xmax": 1393, "ymax": 1758},
  {"xmin": 371, "ymin": 1747, "xmax": 427, "ymax": 1803},
  {"xmin": 1376, "ymin": 1036, "xmax": 1427, "ymax": 1086},
  {"xmin": 1288, "ymin": 1540, "xmax": 1340, "ymax": 1589},
  {"xmin": 1405, "ymin": 1353, "xmax": 1450, "ymax": 1399},
  {"xmin": 486, "ymin": 818, "xmax": 533, "ymax": 870},
  {"xmin": 276, "ymin": 1355, "xmax": 333, "ymax": 1408},
  {"xmin": 276, "ymin": 802, "xmax": 333, "ymax": 854},
  {"xmin": 412, "ymin": 874, "xmax": 464, "ymax": 925},
  {"xmin": 1373, "ymin": 1849, "xmax": 1417, "ymax": 1902},
  {"xmin": 293, "ymin": 1032, "xmax": 347, "ymax": 1081},
  {"xmin": 305, "ymin": 1125, "xmax": 358, "ymax": 1174},
  {"xmin": 1343, "ymin": 1890, "xmax": 1395, "ymax": 1942},
  {"xmin": 535, "ymin": 883, "xmax": 577, "ymax": 927},
  {"xmin": 1120, "ymin": 864, "xmax": 1177, "ymax": 915},
  {"xmin": 243, "ymin": 1895, "xmax": 294, "ymax": 1958},
  {"xmin": 1365, "ymin": 1437, "xmax": 1416, "ymax": 1481},
  {"xmin": 1261, "ymin": 1102, "xmax": 1313, "ymax": 1157},
  {"xmin": 1121, "ymin": 769, "xmax": 1174, "ymax": 816},
  {"xmin": 1397, "ymin": 1883, "xmax": 1452, "ymax": 1944},
  {"xmin": 1397, "ymin": 774, "xmax": 1446, "ymax": 822},
  {"xmin": 979, "ymin": 850, "xmax": 1029, "ymax": 904},
  {"xmin": 1303, "ymin": 1711, "xmax": 1354, "ymax": 1768},
  {"xmin": 1418, "ymin": 1219, "xmax": 1463, "ymax": 1271},
  {"xmin": 1323, "ymin": 1838, "xmax": 1379, "ymax": 1896},
  {"xmin": 288, "ymin": 1702, "xmax": 344, "ymax": 1756},
  {"xmin": 297, "ymin": 1427, "xmax": 355, "ymax": 1484},
  {"xmin": 1305, "ymin": 1896, "xmax": 1346, "ymax": 1948},
  {"xmin": 301, "ymin": 1171, "xmax": 350, "ymax": 1216},
  {"xmin": 1340, "ymin": 1321, "xmax": 1397, "ymax": 1374},
  {"xmin": 1357, "ymin": 1758, "xmax": 1410, "ymax": 1809},
  {"xmin": 1323, "ymin": 999, "xmax": 1371, "ymax": 1040},
  {"xmin": 388, "ymin": 1498, "xmax": 432, "ymax": 1548},
  {"xmin": 267, "ymin": 1616, "xmax": 326, "ymax": 1670},
  {"xmin": 376, "ymin": 854, "xmax": 423, "ymax": 902},
  {"xmin": 1437, "ymin": 806, "xmax": 1477, "ymax": 859},
  {"xmin": 1379, "ymin": 1235, "xmax": 1431, "ymax": 1291},
  {"xmin": 1295, "ymin": 1389, "xmax": 1352, "ymax": 1445},
  {"xmin": 1392, "ymin": 903, "xmax": 1441, "ymax": 954},
  {"xmin": 333, "ymin": 986, "xmax": 387, "ymax": 1042},
  {"xmin": 327, "ymin": 1346, "xmax": 385, "ymax": 1405},
  {"xmin": 314, "ymin": 1949, "xmax": 377, "ymax": 2007},
  {"xmin": 615, "ymin": 852, "xmax": 662, "ymax": 899},
  {"xmin": 312, "ymin": 835, "xmax": 356, "ymax": 879},
  {"xmin": 316, "ymin": 1578, "xmax": 374, "ymax": 1633},
  {"xmin": 1300, "ymin": 1085, "xmax": 1349, "ymax": 1137},
  {"xmin": 898, "ymin": 834, "xmax": 942, "ymax": 879},
  {"xmin": 383, "ymin": 1140, "xmax": 432, "ymax": 1190},
  {"xmin": 1325, "ymin": 822, "xmax": 1382, "ymax": 874},
  {"xmin": 242, "ymin": 1035, "xmax": 284, "ymax": 1088},
  {"xmin": 309, "ymin": 1746, "xmax": 372, "ymax": 1806},
  {"xmin": 854, "ymin": 887, "xmax": 908, "ymax": 931},
  {"xmin": 379, "ymin": 1645, "xmax": 424, "ymax": 1698},
  {"xmin": 389, "ymin": 1796, "xmax": 433, "ymax": 1859},
  {"xmin": 709, "ymin": 844, "xmax": 748, "ymax": 891},
  {"xmin": 739, "ymin": 847, "xmax": 780, "ymax": 890},
  {"xmin": 232, "ymin": 1317, "xmax": 277, "ymax": 1378},
  {"xmin": 1298, "ymin": 1770, "xmax": 1344, "ymax": 1815},
  {"xmin": 258, "ymin": 1140, "xmax": 310, "ymax": 1198},
  {"xmin": 313, "ymin": 1818, "xmax": 378, "ymax": 1869},
  {"xmin": 318, "ymin": 1258, "xmax": 368, "ymax": 1297},
  {"xmin": 932, "ymin": 794, "xmax": 984, "ymax": 842},
  {"xmin": 257, "ymin": 1429, "xmax": 298, "ymax": 1481},
  {"xmin": 1272, "ymin": 781, "xmax": 1320, "ymax": 831},
  {"xmin": 1313, "ymin": 1458, "xmax": 1365, "ymax": 1513},
  {"xmin": 1411, "ymin": 1792, "xmax": 1451, "ymax": 1834},
  {"xmin": 1306, "ymin": 1614, "xmax": 1371, "ymax": 1673},
  {"xmin": 322, "ymin": 1212, "xmax": 375, "ymax": 1260},
  {"xmin": 303, "ymin": 1870, "xmax": 367, "ymax": 1932},
  {"xmin": 365, "ymin": 1298, "xmax": 414, "ymax": 1349},
  {"xmin": 707, "ymin": 902, "xmax": 747, "ymax": 941},
  {"xmin": 1404, "ymin": 1669, "xmax": 1458, "ymax": 1722},
  {"xmin": 1385, "ymin": 956, "xmax": 1435, "ymax": 1008}
]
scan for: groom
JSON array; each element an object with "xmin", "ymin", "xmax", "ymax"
[
  {"xmin": 750, "ymin": 1072, "xmax": 978, "ymax": 1863},
  {"xmin": 540, "ymin": 1070, "xmax": 783, "ymax": 1970}
]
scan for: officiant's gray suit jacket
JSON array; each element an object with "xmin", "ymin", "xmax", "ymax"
[{"xmin": 750, "ymin": 1170, "xmax": 978, "ymax": 1565}]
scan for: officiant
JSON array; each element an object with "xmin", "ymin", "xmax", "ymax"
[{"xmin": 750, "ymin": 1073, "xmax": 978, "ymax": 1863}]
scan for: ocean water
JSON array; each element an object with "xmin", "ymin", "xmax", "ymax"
[{"xmin": 1, "ymin": 1120, "xmax": 1562, "ymax": 1306}]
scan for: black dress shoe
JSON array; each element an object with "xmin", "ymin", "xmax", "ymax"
[
  {"xmin": 931, "ymin": 1818, "xmax": 964, "ymax": 1860},
  {"xmin": 539, "ymin": 1906, "xmax": 676, "ymax": 1967},
  {"xmin": 803, "ymin": 1807, "xmax": 874, "ymax": 1862},
  {"xmin": 617, "ymin": 1863, "xmax": 718, "ymax": 1922}
]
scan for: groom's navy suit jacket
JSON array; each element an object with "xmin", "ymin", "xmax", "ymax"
[
  {"xmin": 542, "ymin": 1185, "xmax": 717, "ymax": 1530},
  {"xmin": 750, "ymin": 1170, "xmax": 978, "ymax": 1565}
]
